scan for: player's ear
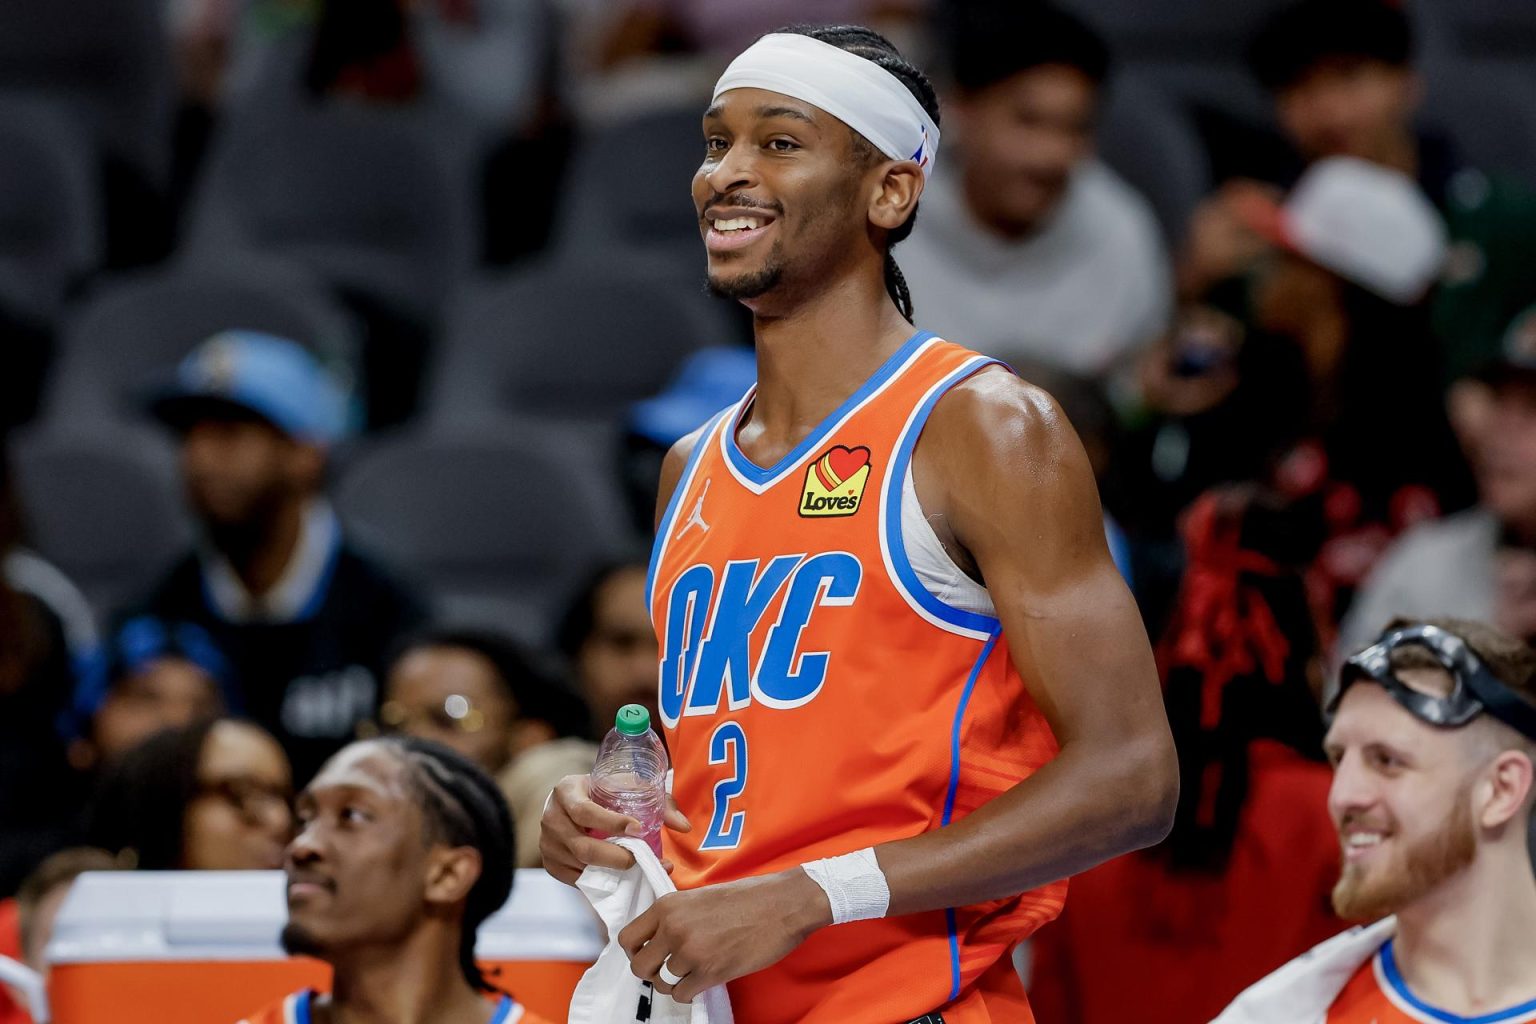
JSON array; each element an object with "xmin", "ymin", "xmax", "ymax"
[
  {"xmin": 868, "ymin": 161, "xmax": 924, "ymax": 234},
  {"xmin": 1476, "ymin": 747, "xmax": 1535, "ymax": 831},
  {"xmin": 424, "ymin": 845, "xmax": 482, "ymax": 906}
]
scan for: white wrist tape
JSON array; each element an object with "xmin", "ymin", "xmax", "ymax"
[{"xmin": 801, "ymin": 847, "xmax": 890, "ymax": 925}]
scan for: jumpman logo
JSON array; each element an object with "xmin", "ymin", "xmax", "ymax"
[{"xmin": 677, "ymin": 479, "xmax": 711, "ymax": 538}]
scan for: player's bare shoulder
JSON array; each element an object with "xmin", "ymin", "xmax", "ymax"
[
  {"xmin": 923, "ymin": 365, "xmax": 1082, "ymax": 471},
  {"xmin": 654, "ymin": 424, "xmax": 711, "ymax": 532}
]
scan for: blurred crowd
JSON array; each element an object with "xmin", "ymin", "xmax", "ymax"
[{"xmin": 2, "ymin": 0, "xmax": 1535, "ymax": 1021}]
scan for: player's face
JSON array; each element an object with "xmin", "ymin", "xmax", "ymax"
[
  {"xmin": 1477, "ymin": 381, "xmax": 1536, "ymax": 528},
  {"xmin": 183, "ymin": 720, "xmax": 293, "ymax": 870},
  {"xmin": 383, "ymin": 647, "xmax": 516, "ymax": 775},
  {"xmin": 950, "ymin": 64, "xmax": 1097, "ymax": 237},
  {"xmin": 1276, "ymin": 58, "xmax": 1419, "ymax": 165},
  {"xmin": 578, "ymin": 565, "xmax": 659, "ymax": 732},
  {"xmin": 179, "ymin": 417, "xmax": 302, "ymax": 529},
  {"xmin": 1324, "ymin": 676, "xmax": 1479, "ymax": 921},
  {"xmin": 282, "ymin": 743, "xmax": 433, "ymax": 957},
  {"xmin": 693, "ymin": 88, "xmax": 877, "ymax": 310}
]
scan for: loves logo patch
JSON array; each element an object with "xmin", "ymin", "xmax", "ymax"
[{"xmin": 800, "ymin": 445, "xmax": 872, "ymax": 518}]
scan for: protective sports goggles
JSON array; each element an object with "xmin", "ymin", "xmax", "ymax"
[{"xmin": 1331, "ymin": 624, "xmax": 1536, "ymax": 741}]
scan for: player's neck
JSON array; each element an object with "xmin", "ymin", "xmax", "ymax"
[
  {"xmin": 1392, "ymin": 844, "xmax": 1536, "ymax": 1013},
  {"xmin": 322, "ymin": 932, "xmax": 489, "ymax": 1024},
  {"xmin": 745, "ymin": 266, "xmax": 913, "ymax": 450}
]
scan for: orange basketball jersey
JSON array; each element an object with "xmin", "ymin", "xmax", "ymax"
[
  {"xmin": 1327, "ymin": 942, "xmax": 1536, "ymax": 1024},
  {"xmin": 238, "ymin": 990, "xmax": 548, "ymax": 1024},
  {"xmin": 648, "ymin": 332, "xmax": 1067, "ymax": 1024}
]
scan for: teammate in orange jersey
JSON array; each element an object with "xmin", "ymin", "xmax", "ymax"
[
  {"xmin": 1215, "ymin": 619, "xmax": 1536, "ymax": 1024},
  {"xmin": 540, "ymin": 23, "xmax": 1178, "ymax": 1023},
  {"xmin": 239, "ymin": 737, "xmax": 551, "ymax": 1024}
]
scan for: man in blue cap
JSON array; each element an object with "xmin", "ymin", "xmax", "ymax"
[{"xmin": 129, "ymin": 331, "xmax": 424, "ymax": 782}]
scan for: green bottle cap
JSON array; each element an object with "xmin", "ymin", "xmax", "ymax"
[{"xmin": 615, "ymin": 704, "xmax": 651, "ymax": 736}]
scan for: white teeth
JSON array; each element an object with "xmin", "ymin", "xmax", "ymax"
[
  {"xmin": 1346, "ymin": 833, "xmax": 1384, "ymax": 848},
  {"xmin": 715, "ymin": 217, "xmax": 764, "ymax": 232}
]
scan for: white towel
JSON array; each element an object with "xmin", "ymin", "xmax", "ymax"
[
  {"xmin": 1209, "ymin": 917, "xmax": 1396, "ymax": 1024},
  {"xmin": 567, "ymin": 838, "xmax": 735, "ymax": 1024}
]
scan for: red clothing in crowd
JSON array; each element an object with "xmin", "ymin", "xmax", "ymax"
[
  {"xmin": 1029, "ymin": 741, "xmax": 1343, "ymax": 1024},
  {"xmin": 0, "ymin": 898, "xmax": 29, "ymax": 1024}
]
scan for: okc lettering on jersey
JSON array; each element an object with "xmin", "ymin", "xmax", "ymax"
[{"xmin": 658, "ymin": 551, "xmax": 863, "ymax": 728}]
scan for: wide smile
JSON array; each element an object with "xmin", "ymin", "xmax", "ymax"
[
  {"xmin": 703, "ymin": 210, "xmax": 777, "ymax": 253},
  {"xmin": 1340, "ymin": 829, "xmax": 1391, "ymax": 864}
]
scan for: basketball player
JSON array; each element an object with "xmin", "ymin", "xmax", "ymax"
[
  {"xmin": 1215, "ymin": 619, "xmax": 1536, "ymax": 1023},
  {"xmin": 239, "ymin": 737, "xmax": 552, "ymax": 1024},
  {"xmin": 541, "ymin": 25, "xmax": 1178, "ymax": 1022}
]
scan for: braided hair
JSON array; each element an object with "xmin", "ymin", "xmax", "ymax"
[
  {"xmin": 378, "ymin": 736, "xmax": 516, "ymax": 994},
  {"xmin": 780, "ymin": 25, "xmax": 941, "ymax": 323}
]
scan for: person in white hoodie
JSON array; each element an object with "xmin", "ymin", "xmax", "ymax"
[{"xmin": 1215, "ymin": 617, "xmax": 1536, "ymax": 1024}]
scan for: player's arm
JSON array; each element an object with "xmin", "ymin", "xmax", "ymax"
[
  {"xmin": 873, "ymin": 369, "xmax": 1178, "ymax": 912},
  {"xmin": 539, "ymin": 429, "xmax": 703, "ymax": 886}
]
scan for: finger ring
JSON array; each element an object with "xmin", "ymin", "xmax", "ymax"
[{"xmin": 658, "ymin": 960, "xmax": 685, "ymax": 986}]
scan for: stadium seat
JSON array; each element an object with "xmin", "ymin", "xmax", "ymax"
[
  {"xmin": 0, "ymin": 98, "xmax": 101, "ymax": 324},
  {"xmin": 425, "ymin": 255, "xmax": 736, "ymax": 426},
  {"xmin": 552, "ymin": 104, "xmax": 707, "ymax": 260},
  {"xmin": 1097, "ymin": 72, "xmax": 1212, "ymax": 247},
  {"xmin": 42, "ymin": 257, "xmax": 358, "ymax": 429},
  {"xmin": 0, "ymin": 0, "xmax": 174, "ymax": 187},
  {"xmin": 1066, "ymin": 0, "xmax": 1275, "ymax": 60},
  {"xmin": 9, "ymin": 427, "xmax": 191, "ymax": 621},
  {"xmin": 182, "ymin": 100, "xmax": 478, "ymax": 323},
  {"xmin": 334, "ymin": 423, "xmax": 633, "ymax": 646},
  {"xmin": 1419, "ymin": 58, "xmax": 1536, "ymax": 183}
]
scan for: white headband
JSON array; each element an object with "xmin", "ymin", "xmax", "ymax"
[{"xmin": 712, "ymin": 33, "xmax": 940, "ymax": 176}]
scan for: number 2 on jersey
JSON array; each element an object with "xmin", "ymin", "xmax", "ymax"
[{"xmin": 700, "ymin": 721, "xmax": 748, "ymax": 850}]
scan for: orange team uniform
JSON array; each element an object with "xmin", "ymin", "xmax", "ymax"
[
  {"xmin": 238, "ymin": 990, "xmax": 550, "ymax": 1024},
  {"xmin": 648, "ymin": 332, "xmax": 1067, "ymax": 1024},
  {"xmin": 1327, "ymin": 941, "xmax": 1536, "ymax": 1024}
]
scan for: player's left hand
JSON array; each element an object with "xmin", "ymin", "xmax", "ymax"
[{"xmin": 618, "ymin": 868, "xmax": 833, "ymax": 1003}]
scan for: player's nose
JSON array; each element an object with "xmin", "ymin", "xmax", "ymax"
[{"xmin": 1327, "ymin": 750, "xmax": 1377, "ymax": 820}]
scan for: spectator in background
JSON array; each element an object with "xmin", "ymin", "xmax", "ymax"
[
  {"xmin": 1122, "ymin": 157, "xmax": 1472, "ymax": 638},
  {"xmin": 378, "ymin": 627, "xmax": 593, "ymax": 866},
  {"xmin": 1233, "ymin": 157, "xmax": 1472, "ymax": 629},
  {"xmin": 132, "ymin": 331, "xmax": 425, "ymax": 783},
  {"xmin": 555, "ymin": 559, "xmax": 657, "ymax": 737},
  {"xmin": 1340, "ymin": 306, "xmax": 1536, "ymax": 656},
  {"xmin": 1185, "ymin": 0, "xmax": 1536, "ymax": 386},
  {"xmin": 65, "ymin": 616, "xmax": 238, "ymax": 773},
  {"xmin": 0, "ymin": 449, "xmax": 82, "ymax": 897},
  {"xmin": 593, "ymin": 0, "xmax": 925, "ymax": 70},
  {"xmin": 0, "ymin": 847, "xmax": 120, "ymax": 1024},
  {"xmin": 87, "ymin": 718, "xmax": 293, "ymax": 871},
  {"xmin": 1030, "ymin": 499, "xmax": 1341, "ymax": 1023},
  {"xmin": 897, "ymin": 0, "xmax": 1171, "ymax": 377}
]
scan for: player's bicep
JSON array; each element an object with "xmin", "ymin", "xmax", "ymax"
[{"xmin": 925, "ymin": 376, "xmax": 1161, "ymax": 745}]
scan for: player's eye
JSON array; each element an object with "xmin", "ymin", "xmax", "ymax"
[
  {"xmin": 704, "ymin": 136, "xmax": 728, "ymax": 154},
  {"xmin": 340, "ymin": 805, "xmax": 370, "ymax": 825},
  {"xmin": 767, "ymin": 137, "xmax": 799, "ymax": 152}
]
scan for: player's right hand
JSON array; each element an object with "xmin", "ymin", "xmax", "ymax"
[{"xmin": 540, "ymin": 774, "xmax": 692, "ymax": 886}]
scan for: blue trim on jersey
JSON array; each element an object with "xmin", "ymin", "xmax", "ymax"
[
  {"xmin": 722, "ymin": 330, "xmax": 933, "ymax": 486},
  {"xmin": 294, "ymin": 990, "xmax": 313, "ymax": 1024},
  {"xmin": 647, "ymin": 406, "xmax": 734, "ymax": 611},
  {"xmin": 489, "ymin": 995, "xmax": 516, "ymax": 1023},
  {"xmin": 1381, "ymin": 940, "xmax": 1536, "ymax": 1023},
  {"xmin": 940, "ymin": 629, "xmax": 1002, "ymax": 1001},
  {"xmin": 883, "ymin": 357, "xmax": 1005, "ymax": 637}
]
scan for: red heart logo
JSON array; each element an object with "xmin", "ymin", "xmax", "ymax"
[{"xmin": 826, "ymin": 445, "xmax": 870, "ymax": 481}]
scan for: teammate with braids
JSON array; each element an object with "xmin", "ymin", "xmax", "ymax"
[
  {"xmin": 238, "ymin": 737, "xmax": 553, "ymax": 1024},
  {"xmin": 541, "ymin": 24, "xmax": 1178, "ymax": 1023}
]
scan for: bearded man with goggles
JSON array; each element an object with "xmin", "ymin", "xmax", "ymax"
[{"xmin": 1215, "ymin": 618, "xmax": 1536, "ymax": 1024}]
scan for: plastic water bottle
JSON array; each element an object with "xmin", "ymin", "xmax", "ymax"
[{"xmin": 589, "ymin": 704, "xmax": 669, "ymax": 857}]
